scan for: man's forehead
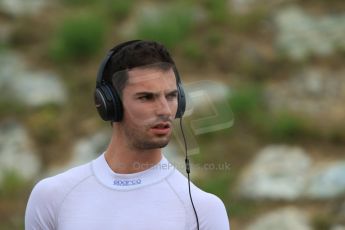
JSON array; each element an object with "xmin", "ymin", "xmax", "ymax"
[{"xmin": 127, "ymin": 67, "xmax": 176, "ymax": 85}]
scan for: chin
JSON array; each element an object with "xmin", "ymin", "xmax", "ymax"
[
  {"xmin": 156, "ymin": 141, "xmax": 169, "ymax": 148},
  {"xmin": 149, "ymin": 140, "xmax": 170, "ymax": 149},
  {"xmin": 154, "ymin": 136, "xmax": 171, "ymax": 148},
  {"xmin": 134, "ymin": 139, "xmax": 170, "ymax": 150}
]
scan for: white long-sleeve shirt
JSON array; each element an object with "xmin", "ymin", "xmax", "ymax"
[{"xmin": 25, "ymin": 154, "xmax": 230, "ymax": 230}]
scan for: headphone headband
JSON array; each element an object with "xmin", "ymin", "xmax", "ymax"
[{"xmin": 96, "ymin": 40, "xmax": 142, "ymax": 86}]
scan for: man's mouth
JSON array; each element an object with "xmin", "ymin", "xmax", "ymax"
[
  {"xmin": 152, "ymin": 123, "xmax": 170, "ymax": 129},
  {"xmin": 150, "ymin": 122, "xmax": 171, "ymax": 135}
]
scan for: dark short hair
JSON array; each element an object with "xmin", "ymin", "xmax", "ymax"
[{"xmin": 104, "ymin": 41, "xmax": 175, "ymax": 95}]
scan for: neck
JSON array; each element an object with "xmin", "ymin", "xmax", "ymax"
[{"xmin": 104, "ymin": 128, "xmax": 162, "ymax": 174}]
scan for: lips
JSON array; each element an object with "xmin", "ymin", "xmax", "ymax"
[
  {"xmin": 152, "ymin": 122, "xmax": 170, "ymax": 129},
  {"xmin": 150, "ymin": 122, "xmax": 171, "ymax": 135}
]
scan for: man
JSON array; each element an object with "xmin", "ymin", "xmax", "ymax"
[{"xmin": 25, "ymin": 40, "xmax": 230, "ymax": 229}]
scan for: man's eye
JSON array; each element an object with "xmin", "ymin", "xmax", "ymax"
[
  {"xmin": 138, "ymin": 95, "xmax": 153, "ymax": 101},
  {"xmin": 166, "ymin": 93, "xmax": 178, "ymax": 100}
]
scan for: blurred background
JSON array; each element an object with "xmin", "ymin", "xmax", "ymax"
[{"xmin": 0, "ymin": 0, "xmax": 345, "ymax": 229}]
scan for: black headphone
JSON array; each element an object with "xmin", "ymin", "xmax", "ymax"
[{"xmin": 94, "ymin": 40, "xmax": 186, "ymax": 122}]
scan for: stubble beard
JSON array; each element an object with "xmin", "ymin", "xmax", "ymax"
[{"xmin": 123, "ymin": 123, "xmax": 171, "ymax": 150}]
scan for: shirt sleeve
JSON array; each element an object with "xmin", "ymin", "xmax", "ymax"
[
  {"xmin": 197, "ymin": 193, "xmax": 230, "ymax": 230},
  {"xmin": 25, "ymin": 179, "xmax": 58, "ymax": 230}
]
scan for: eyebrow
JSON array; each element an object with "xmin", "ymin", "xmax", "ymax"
[{"xmin": 134, "ymin": 89, "xmax": 178, "ymax": 97}]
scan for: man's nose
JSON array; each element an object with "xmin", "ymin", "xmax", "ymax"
[{"xmin": 155, "ymin": 97, "xmax": 172, "ymax": 117}]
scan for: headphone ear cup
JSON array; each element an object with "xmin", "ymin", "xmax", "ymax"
[
  {"xmin": 107, "ymin": 84, "xmax": 123, "ymax": 121},
  {"xmin": 95, "ymin": 40, "xmax": 142, "ymax": 122},
  {"xmin": 94, "ymin": 86, "xmax": 111, "ymax": 121},
  {"xmin": 94, "ymin": 84, "xmax": 123, "ymax": 121},
  {"xmin": 176, "ymin": 82, "xmax": 186, "ymax": 118}
]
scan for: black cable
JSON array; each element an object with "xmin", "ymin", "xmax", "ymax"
[{"xmin": 179, "ymin": 118, "xmax": 200, "ymax": 230}]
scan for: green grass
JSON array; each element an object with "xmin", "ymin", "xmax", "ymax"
[
  {"xmin": 0, "ymin": 171, "xmax": 27, "ymax": 198},
  {"xmin": 62, "ymin": 0, "xmax": 98, "ymax": 6},
  {"xmin": 227, "ymin": 199, "xmax": 259, "ymax": 218},
  {"xmin": 0, "ymin": 101, "xmax": 26, "ymax": 118},
  {"xmin": 266, "ymin": 112, "xmax": 308, "ymax": 141},
  {"xmin": 206, "ymin": 29, "xmax": 223, "ymax": 47},
  {"xmin": 182, "ymin": 41, "xmax": 205, "ymax": 62},
  {"xmin": 203, "ymin": 0, "xmax": 229, "ymax": 23},
  {"xmin": 0, "ymin": 171, "xmax": 29, "ymax": 230},
  {"xmin": 50, "ymin": 14, "xmax": 106, "ymax": 62},
  {"xmin": 311, "ymin": 213, "xmax": 333, "ymax": 230},
  {"xmin": 228, "ymin": 85, "xmax": 263, "ymax": 118},
  {"xmin": 106, "ymin": 0, "xmax": 134, "ymax": 20},
  {"xmin": 0, "ymin": 222, "xmax": 24, "ymax": 230},
  {"xmin": 228, "ymin": 8, "xmax": 268, "ymax": 32},
  {"xmin": 61, "ymin": 0, "xmax": 134, "ymax": 21},
  {"xmin": 229, "ymin": 85, "xmax": 312, "ymax": 142},
  {"xmin": 26, "ymin": 105, "xmax": 61, "ymax": 145},
  {"xmin": 136, "ymin": 3, "xmax": 194, "ymax": 48}
]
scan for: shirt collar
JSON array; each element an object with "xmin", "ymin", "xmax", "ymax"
[{"xmin": 92, "ymin": 153, "xmax": 175, "ymax": 191}]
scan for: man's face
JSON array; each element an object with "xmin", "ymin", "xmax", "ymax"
[{"xmin": 119, "ymin": 66, "xmax": 178, "ymax": 150}]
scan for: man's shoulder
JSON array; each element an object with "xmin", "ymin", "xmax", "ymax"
[
  {"xmin": 25, "ymin": 162, "xmax": 94, "ymax": 229},
  {"xmin": 32, "ymin": 162, "xmax": 93, "ymax": 199}
]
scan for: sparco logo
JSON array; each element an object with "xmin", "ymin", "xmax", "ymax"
[{"xmin": 113, "ymin": 179, "xmax": 142, "ymax": 186}]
